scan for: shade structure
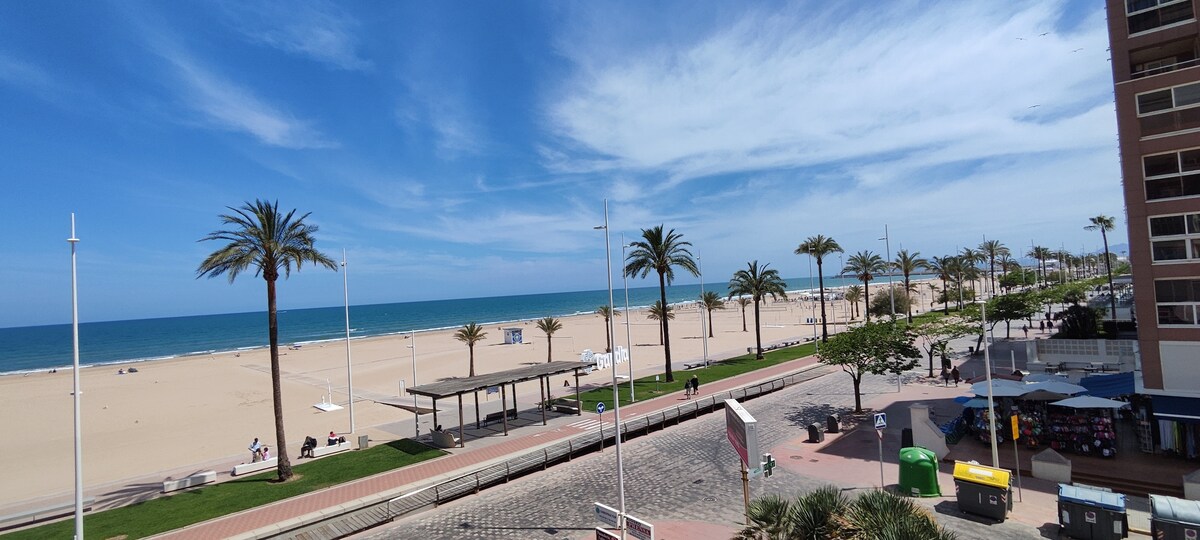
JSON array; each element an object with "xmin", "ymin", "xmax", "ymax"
[
  {"xmin": 962, "ymin": 398, "xmax": 991, "ymax": 408},
  {"xmin": 971, "ymin": 385, "xmax": 1029, "ymax": 398},
  {"xmin": 1018, "ymin": 389, "xmax": 1068, "ymax": 401},
  {"xmin": 1024, "ymin": 373, "xmax": 1070, "ymax": 383},
  {"xmin": 1027, "ymin": 381, "xmax": 1088, "ymax": 395},
  {"xmin": 1049, "ymin": 395, "xmax": 1130, "ymax": 409}
]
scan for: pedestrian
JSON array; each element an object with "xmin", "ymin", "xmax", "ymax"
[
  {"xmin": 259, "ymin": 446, "xmax": 270, "ymax": 461},
  {"xmin": 328, "ymin": 431, "xmax": 339, "ymax": 446},
  {"xmin": 563, "ymin": 379, "xmax": 570, "ymax": 388},
  {"xmin": 1039, "ymin": 320, "xmax": 1045, "ymax": 331},
  {"xmin": 248, "ymin": 437, "xmax": 261, "ymax": 462},
  {"xmin": 941, "ymin": 367, "xmax": 951, "ymax": 386},
  {"xmin": 1022, "ymin": 325, "xmax": 1029, "ymax": 338},
  {"xmin": 684, "ymin": 378, "xmax": 692, "ymax": 399},
  {"xmin": 951, "ymin": 367, "xmax": 960, "ymax": 386},
  {"xmin": 1047, "ymin": 320, "xmax": 1054, "ymax": 330},
  {"xmin": 690, "ymin": 375, "xmax": 700, "ymax": 397}
]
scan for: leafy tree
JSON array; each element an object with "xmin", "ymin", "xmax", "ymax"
[
  {"xmin": 999, "ymin": 267, "xmax": 1036, "ymax": 291},
  {"xmin": 892, "ymin": 249, "xmax": 927, "ymax": 322},
  {"xmin": 987, "ymin": 291, "xmax": 1041, "ymax": 338},
  {"xmin": 817, "ymin": 320, "xmax": 920, "ymax": 413},
  {"xmin": 197, "ymin": 199, "xmax": 337, "ymax": 482},
  {"xmin": 624, "ymin": 225, "xmax": 699, "ymax": 382},
  {"xmin": 1055, "ymin": 304, "xmax": 1101, "ymax": 339},
  {"xmin": 795, "ymin": 235, "xmax": 843, "ymax": 341},
  {"xmin": 595, "ymin": 305, "xmax": 620, "ymax": 352},
  {"xmin": 911, "ymin": 316, "xmax": 975, "ymax": 377},
  {"xmin": 728, "ymin": 261, "xmax": 788, "ymax": 359},
  {"xmin": 842, "ymin": 251, "xmax": 887, "ymax": 322},
  {"xmin": 536, "ymin": 317, "xmax": 562, "ymax": 363},
  {"xmin": 699, "ymin": 290, "xmax": 725, "ymax": 337},
  {"xmin": 868, "ymin": 287, "xmax": 911, "ymax": 319},
  {"xmin": 1085, "ymin": 215, "xmax": 1119, "ymax": 320},
  {"xmin": 454, "ymin": 322, "xmax": 488, "ymax": 377},
  {"xmin": 647, "ymin": 300, "xmax": 675, "ymax": 345},
  {"xmin": 978, "ymin": 239, "xmax": 1009, "ymax": 295},
  {"xmin": 735, "ymin": 296, "xmax": 752, "ymax": 332},
  {"xmin": 844, "ymin": 285, "xmax": 863, "ymax": 319}
]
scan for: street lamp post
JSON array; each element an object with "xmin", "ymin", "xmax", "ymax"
[
  {"xmin": 699, "ymin": 253, "xmax": 709, "ymax": 367},
  {"xmin": 981, "ymin": 301, "xmax": 1000, "ymax": 468},
  {"xmin": 409, "ymin": 330, "xmax": 419, "ymax": 437},
  {"xmin": 881, "ymin": 225, "xmax": 896, "ymax": 318},
  {"xmin": 68, "ymin": 214, "xmax": 84, "ymax": 540},
  {"xmin": 595, "ymin": 200, "xmax": 628, "ymax": 539},
  {"xmin": 621, "ymin": 234, "xmax": 635, "ymax": 402},
  {"xmin": 341, "ymin": 250, "xmax": 356, "ymax": 434}
]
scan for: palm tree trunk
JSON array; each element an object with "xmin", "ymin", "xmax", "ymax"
[
  {"xmin": 753, "ymin": 297, "xmax": 764, "ymax": 359},
  {"xmin": 546, "ymin": 336, "xmax": 552, "ymax": 363},
  {"xmin": 941, "ymin": 277, "xmax": 949, "ymax": 314},
  {"xmin": 989, "ymin": 259, "xmax": 997, "ymax": 295},
  {"xmin": 707, "ymin": 308, "xmax": 714, "ymax": 338},
  {"xmin": 863, "ymin": 280, "xmax": 871, "ymax": 322},
  {"xmin": 1102, "ymin": 230, "xmax": 1117, "ymax": 320},
  {"xmin": 817, "ymin": 260, "xmax": 829, "ymax": 341},
  {"xmin": 904, "ymin": 274, "xmax": 912, "ymax": 323},
  {"xmin": 604, "ymin": 316, "xmax": 612, "ymax": 353},
  {"xmin": 740, "ymin": 304, "xmax": 747, "ymax": 332},
  {"xmin": 469, "ymin": 345, "xmax": 475, "ymax": 377},
  {"xmin": 658, "ymin": 271, "xmax": 674, "ymax": 382},
  {"xmin": 266, "ymin": 278, "xmax": 293, "ymax": 481}
]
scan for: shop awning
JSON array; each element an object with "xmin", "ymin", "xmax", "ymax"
[
  {"xmin": 1079, "ymin": 372, "xmax": 1135, "ymax": 398},
  {"xmin": 1152, "ymin": 395, "xmax": 1200, "ymax": 423},
  {"xmin": 1050, "ymin": 396, "xmax": 1130, "ymax": 409}
]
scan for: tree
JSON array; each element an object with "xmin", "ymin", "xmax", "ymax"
[
  {"xmin": 978, "ymin": 240, "xmax": 1009, "ymax": 295},
  {"xmin": 795, "ymin": 235, "xmax": 843, "ymax": 341},
  {"xmin": 454, "ymin": 322, "xmax": 487, "ymax": 377},
  {"xmin": 844, "ymin": 285, "xmax": 863, "ymax": 319},
  {"xmin": 927, "ymin": 256, "xmax": 954, "ymax": 314},
  {"xmin": 842, "ymin": 251, "xmax": 887, "ymax": 322},
  {"xmin": 817, "ymin": 320, "xmax": 920, "ymax": 413},
  {"xmin": 595, "ymin": 305, "xmax": 620, "ymax": 352},
  {"xmin": 624, "ymin": 225, "xmax": 699, "ymax": 382},
  {"xmin": 536, "ymin": 317, "xmax": 562, "ymax": 363},
  {"xmin": 893, "ymin": 249, "xmax": 927, "ymax": 322},
  {"xmin": 987, "ymin": 291, "xmax": 1040, "ymax": 338},
  {"xmin": 698, "ymin": 291, "xmax": 725, "ymax": 337},
  {"xmin": 735, "ymin": 296, "xmax": 752, "ymax": 332},
  {"xmin": 647, "ymin": 300, "xmax": 675, "ymax": 345},
  {"xmin": 1027, "ymin": 246, "xmax": 1052, "ymax": 287},
  {"xmin": 868, "ymin": 287, "xmax": 911, "ymax": 319},
  {"xmin": 959, "ymin": 247, "xmax": 983, "ymax": 297},
  {"xmin": 1086, "ymin": 215, "xmax": 1119, "ymax": 320},
  {"xmin": 728, "ymin": 261, "xmax": 788, "ymax": 359},
  {"xmin": 911, "ymin": 316, "xmax": 974, "ymax": 377},
  {"xmin": 1055, "ymin": 304, "xmax": 1102, "ymax": 339},
  {"xmin": 197, "ymin": 199, "xmax": 336, "ymax": 482},
  {"xmin": 736, "ymin": 486, "xmax": 956, "ymax": 540}
]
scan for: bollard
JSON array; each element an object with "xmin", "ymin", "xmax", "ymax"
[
  {"xmin": 827, "ymin": 414, "xmax": 840, "ymax": 434},
  {"xmin": 808, "ymin": 423, "xmax": 825, "ymax": 443}
]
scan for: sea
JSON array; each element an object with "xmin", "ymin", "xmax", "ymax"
[{"xmin": 0, "ymin": 276, "xmax": 871, "ymax": 375}]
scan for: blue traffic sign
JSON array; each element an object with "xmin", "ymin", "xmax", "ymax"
[
  {"xmin": 874, "ymin": 412, "xmax": 887, "ymax": 430},
  {"xmin": 597, "ymin": 402, "xmax": 606, "ymax": 415}
]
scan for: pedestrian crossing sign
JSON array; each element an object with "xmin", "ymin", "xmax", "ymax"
[{"xmin": 874, "ymin": 413, "xmax": 887, "ymax": 430}]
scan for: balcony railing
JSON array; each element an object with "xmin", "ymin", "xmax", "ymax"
[{"xmin": 1132, "ymin": 57, "xmax": 1200, "ymax": 79}]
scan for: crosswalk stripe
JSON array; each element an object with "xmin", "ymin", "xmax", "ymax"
[{"xmin": 568, "ymin": 419, "xmax": 611, "ymax": 430}]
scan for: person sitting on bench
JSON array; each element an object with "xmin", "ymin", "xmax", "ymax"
[
  {"xmin": 300, "ymin": 436, "xmax": 317, "ymax": 458},
  {"xmin": 328, "ymin": 431, "xmax": 339, "ymax": 446}
]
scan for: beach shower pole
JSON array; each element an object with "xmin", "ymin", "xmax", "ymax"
[
  {"xmin": 342, "ymin": 250, "xmax": 355, "ymax": 434},
  {"xmin": 699, "ymin": 252, "xmax": 708, "ymax": 367},
  {"xmin": 410, "ymin": 330, "xmax": 418, "ymax": 437},
  {"xmin": 596, "ymin": 200, "xmax": 628, "ymax": 539},
  {"xmin": 621, "ymin": 234, "xmax": 635, "ymax": 402},
  {"xmin": 68, "ymin": 214, "xmax": 84, "ymax": 540}
]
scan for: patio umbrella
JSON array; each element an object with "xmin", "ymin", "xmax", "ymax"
[
  {"xmin": 1018, "ymin": 389, "xmax": 1069, "ymax": 401},
  {"xmin": 1024, "ymin": 373, "xmax": 1069, "ymax": 383},
  {"xmin": 969, "ymin": 383, "xmax": 1028, "ymax": 398},
  {"xmin": 961, "ymin": 398, "xmax": 992, "ymax": 408},
  {"xmin": 1027, "ymin": 381, "xmax": 1088, "ymax": 395},
  {"xmin": 1049, "ymin": 396, "xmax": 1130, "ymax": 409}
]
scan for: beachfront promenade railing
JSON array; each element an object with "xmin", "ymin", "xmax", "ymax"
[{"xmin": 269, "ymin": 364, "xmax": 827, "ymax": 540}]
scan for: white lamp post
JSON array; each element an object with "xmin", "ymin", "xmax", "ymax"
[
  {"xmin": 880, "ymin": 225, "xmax": 896, "ymax": 318},
  {"xmin": 68, "ymin": 214, "xmax": 84, "ymax": 540},
  {"xmin": 595, "ymin": 200, "xmax": 628, "ymax": 539},
  {"xmin": 981, "ymin": 300, "xmax": 1000, "ymax": 468},
  {"xmin": 621, "ymin": 235, "xmax": 635, "ymax": 402},
  {"xmin": 341, "ymin": 250, "xmax": 355, "ymax": 434},
  {"xmin": 698, "ymin": 253, "xmax": 709, "ymax": 367}
]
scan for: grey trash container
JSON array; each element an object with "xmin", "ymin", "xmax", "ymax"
[
  {"xmin": 1058, "ymin": 484, "xmax": 1127, "ymax": 539},
  {"xmin": 953, "ymin": 462, "xmax": 1012, "ymax": 522},
  {"xmin": 901, "ymin": 427, "xmax": 913, "ymax": 449},
  {"xmin": 807, "ymin": 423, "xmax": 824, "ymax": 443},
  {"xmin": 358, "ymin": 434, "xmax": 369, "ymax": 450},
  {"xmin": 826, "ymin": 414, "xmax": 840, "ymax": 434},
  {"xmin": 1150, "ymin": 494, "xmax": 1200, "ymax": 540}
]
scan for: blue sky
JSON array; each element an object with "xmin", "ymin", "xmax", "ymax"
[{"xmin": 1, "ymin": 0, "xmax": 1123, "ymax": 327}]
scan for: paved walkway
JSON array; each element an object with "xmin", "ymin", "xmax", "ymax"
[{"xmin": 153, "ymin": 355, "xmax": 823, "ymax": 539}]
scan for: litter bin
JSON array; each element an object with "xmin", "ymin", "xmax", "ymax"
[
  {"xmin": 807, "ymin": 423, "xmax": 825, "ymax": 443},
  {"xmin": 901, "ymin": 427, "xmax": 913, "ymax": 449},
  {"xmin": 1058, "ymin": 483, "xmax": 1127, "ymax": 539},
  {"xmin": 898, "ymin": 447, "xmax": 941, "ymax": 497},
  {"xmin": 826, "ymin": 414, "xmax": 840, "ymax": 434},
  {"xmin": 953, "ymin": 461, "xmax": 1012, "ymax": 521},
  {"xmin": 358, "ymin": 434, "xmax": 369, "ymax": 450},
  {"xmin": 1150, "ymin": 494, "xmax": 1200, "ymax": 540}
]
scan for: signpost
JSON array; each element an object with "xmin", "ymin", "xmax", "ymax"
[
  {"xmin": 595, "ymin": 527, "xmax": 621, "ymax": 540},
  {"xmin": 625, "ymin": 514, "xmax": 654, "ymax": 540},
  {"xmin": 725, "ymin": 399, "xmax": 759, "ymax": 525},
  {"xmin": 1011, "ymin": 413, "xmax": 1023, "ymax": 502},
  {"xmin": 598, "ymin": 402, "xmax": 606, "ymax": 451},
  {"xmin": 594, "ymin": 502, "xmax": 619, "ymax": 528},
  {"xmin": 874, "ymin": 412, "xmax": 887, "ymax": 488},
  {"xmin": 594, "ymin": 501, "xmax": 654, "ymax": 540}
]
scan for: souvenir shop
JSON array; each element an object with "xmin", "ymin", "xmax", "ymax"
[
  {"xmin": 966, "ymin": 396, "xmax": 1124, "ymax": 458},
  {"xmin": 1146, "ymin": 395, "xmax": 1200, "ymax": 460}
]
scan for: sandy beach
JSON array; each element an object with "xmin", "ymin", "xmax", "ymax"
[{"xmin": 2, "ymin": 284, "xmax": 938, "ymax": 509}]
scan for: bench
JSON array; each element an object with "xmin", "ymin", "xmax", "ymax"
[
  {"xmin": 232, "ymin": 457, "xmax": 277, "ymax": 476},
  {"xmin": 482, "ymin": 408, "xmax": 518, "ymax": 425},
  {"xmin": 684, "ymin": 362, "xmax": 705, "ymax": 370},
  {"xmin": 311, "ymin": 440, "xmax": 351, "ymax": 458},
  {"xmin": 161, "ymin": 471, "xmax": 216, "ymax": 493},
  {"xmin": 552, "ymin": 399, "xmax": 581, "ymax": 414},
  {"xmin": 431, "ymin": 430, "xmax": 459, "ymax": 448},
  {"xmin": 0, "ymin": 497, "xmax": 95, "ymax": 527}
]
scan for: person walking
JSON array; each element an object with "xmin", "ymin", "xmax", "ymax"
[
  {"xmin": 683, "ymin": 378, "xmax": 692, "ymax": 399},
  {"xmin": 1022, "ymin": 325, "xmax": 1029, "ymax": 338},
  {"xmin": 951, "ymin": 367, "xmax": 961, "ymax": 386},
  {"xmin": 248, "ymin": 437, "xmax": 261, "ymax": 462},
  {"xmin": 941, "ymin": 367, "xmax": 951, "ymax": 386},
  {"xmin": 690, "ymin": 375, "xmax": 700, "ymax": 397}
]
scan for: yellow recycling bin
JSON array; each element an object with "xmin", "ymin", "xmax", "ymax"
[{"xmin": 953, "ymin": 461, "xmax": 1013, "ymax": 521}]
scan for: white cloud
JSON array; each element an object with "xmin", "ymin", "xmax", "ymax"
[
  {"xmin": 220, "ymin": 0, "xmax": 371, "ymax": 71},
  {"xmin": 395, "ymin": 83, "xmax": 485, "ymax": 159}
]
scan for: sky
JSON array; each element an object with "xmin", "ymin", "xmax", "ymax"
[{"xmin": 0, "ymin": 0, "xmax": 1125, "ymax": 328}]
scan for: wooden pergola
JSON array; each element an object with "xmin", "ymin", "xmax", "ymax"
[{"xmin": 405, "ymin": 361, "xmax": 591, "ymax": 447}]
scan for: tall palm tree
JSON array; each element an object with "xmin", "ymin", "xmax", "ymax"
[
  {"xmin": 893, "ymin": 249, "xmax": 928, "ymax": 322},
  {"xmin": 197, "ymin": 199, "xmax": 336, "ymax": 482},
  {"xmin": 595, "ymin": 305, "xmax": 620, "ymax": 352},
  {"xmin": 1086, "ymin": 215, "xmax": 1119, "ymax": 319},
  {"xmin": 536, "ymin": 317, "xmax": 562, "ymax": 363},
  {"xmin": 735, "ymin": 296, "xmax": 751, "ymax": 332},
  {"xmin": 927, "ymin": 256, "xmax": 953, "ymax": 314},
  {"xmin": 698, "ymin": 291, "xmax": 725, "ymax": 338},
  {"xmin": 978, "ymin": 240, "xmax": 1009, "ymax": 295},
  {"xmin": 842, "ymin": 251, "xmax": 887, "ymax": 321},
  {"xmin": 454, "ymin": 322, "xmax": 488, "ymax": 377},
  {"xmin": 795, "ymin": 235, "xmax": 844, "ymax": 341},
  {"xmin": 926, "ymin": 282, "xmax": 940, "ymax": 308},
  {"xmin": 1027, "ymin": 245, "xmax": 1052, "ymax": 287},
  {"xmin": 960, "ymin": 247, "xmax": 983, "ymax": 297},
  {"xmin": 728, "ymin": 261, "xmax": 788, "ymax": 359},
  {"xmin": 845, "ymin": 285, "xmax": 863, "ymax": 319},
  {"xmin": 646, "ymin": 300, "xmax": 675, "ymax": 345},
  {"xmin": 624, "ymin": 225, "xmax": 699, "ymax": 382}
]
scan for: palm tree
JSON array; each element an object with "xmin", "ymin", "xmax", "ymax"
[
  {"xmin": 624, "ymin": 225, "xmax": 699, "ymax": 382},
  {"xmin": 728, "ymin": 261, "xmax": 788, "ymax": 359},
  {"xmin": 536, "ymin": 317, "xmax": 562, "ymax": 363},
  {"xmin": 842, "ymin": 251, "xmax": 887, "ymax": 321},
  {"xmin": 893, "ymin": 249, "xmax": 928, "ymax": 322},
  {"xmin": 698, "ymin": 291, "xmax": 725, "ymax": 338},
  {"xmin": 197, "ymin": 199, "xmax": 336, "ymax": 482},
  {"xmin": 795, "ymin": 235, "xmax": 844, "ymax": 341},
  {"xmin": 646, "ymin": 300, "xmax": 675, "ymax": 345},
  {"xmin": 735, "ymin": 296, "xmax": 751, "ymax": 332},
  {"xmin": 845, "ymin": 285, "xmax": 863, "ymax": 319},
  {"xmin": 1027, "ymin": 245, "xmax": 1052, "ymax": 287},
  {"xmin": 927, "ymin": 256, "xmax": 954, "ymax": 314},
  {"xmin": 595, "ymin": 305, "xmax": 620, "ymax": 352},
  {"xmin": 978, "ymin": 240, "xmax": 1009, "ymax": 295},
  {"xmin": 454, "ymin": 322, "xmax": 487, "ymax": 377},
  {"xmin": 1086, "ymin": 215, "xmax": 1119, "ymax": 319},
  {"xmin": 960, "ymin": 247, "xmax": 983, "ymax": 297},
  {"xmin": 926, "ymin": 282, "xmax": 940, "ymax": 308}
]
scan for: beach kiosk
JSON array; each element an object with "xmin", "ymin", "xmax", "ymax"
[
  {"xmin": 953, "ymin": 461, "xmax": 1012, "ymax": 521},
  {"xmin": 1058, "ymin": 483, "xmax": 1128, "ymax": 540},
  {"xmin": 503, "ymin": 327, "xmax": 523, "ymax": 345},
  {"xmin": 1150, "ymin": 494, "xmax": 1200, "ymax": 539},
  {"xmin": 898, "ymin": 447, "xmax": 941, "ymax": 497}
]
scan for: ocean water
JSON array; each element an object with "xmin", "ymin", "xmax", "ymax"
[{"xmin": 0, "ymin": 275, "xmax": 870, "ymax": 375}]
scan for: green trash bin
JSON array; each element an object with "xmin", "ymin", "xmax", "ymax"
[
  {"xmin": 898, "ymin": 447, "xmax": 941, "ymax": 497},
  {"xmin": 1058, "ymin": 484, "xmax": 1127, "ymax": 539},
  {"xmin": 1150, "ymin": 494, "xmax": 1200, "ymax": 540}
]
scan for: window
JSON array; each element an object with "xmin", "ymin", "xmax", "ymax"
[
  {"xmin": 1144, "ymin": 149, "xmax": 1200, "ymax": 200},
  {"xmin": 1129, "ymin": 0, "xmax": 1195, "ymax": 35},
  {"xmin": 1155, "ymin": 278, "xmax": 1200, "ymax": 325},
  {"xmin": 1138, "ymin": 83, "xmax": 1200, "ymax": 137},
  {"xmin": 1149, "ymin": 212, "xmax": 1200, "ymax": 261}
]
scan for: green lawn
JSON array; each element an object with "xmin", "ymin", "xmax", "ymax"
[
  {"xmin": 5, "ymin": 439, "xmax": 444, "ymax": 540},
  {"xmin": 575, "ymin": 341, "xmax": 818, "ymax": 413}
]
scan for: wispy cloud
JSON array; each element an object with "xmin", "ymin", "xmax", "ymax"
[
  {"xmin": 219, "ymin": 0, "xmax": 371, "ymax": 71},
  {"xmin": 395, "ymin": 83, "xmax": 485, "ymax": 159},
  {"xmin": 0, "ymin": 52, "xmax": 58, "ymax": 94}
]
